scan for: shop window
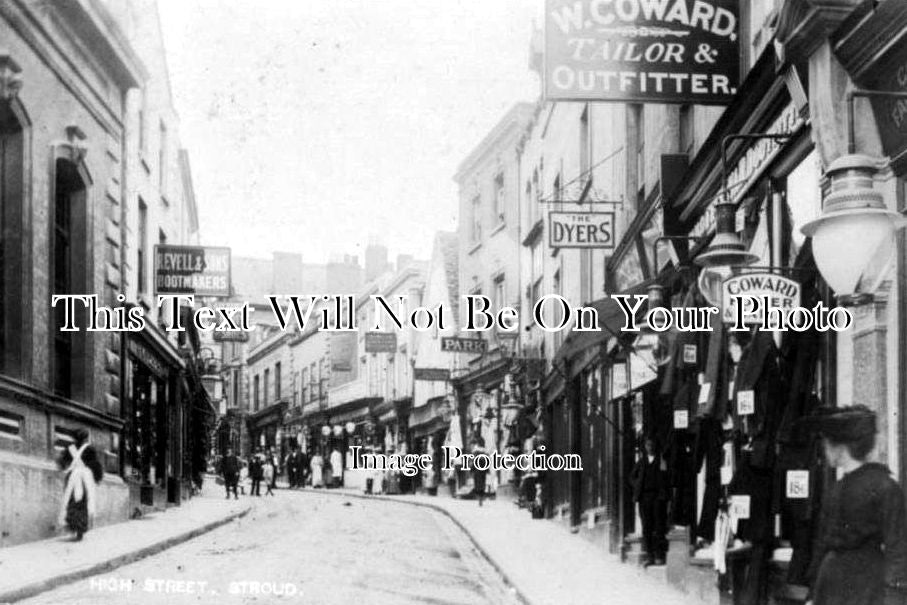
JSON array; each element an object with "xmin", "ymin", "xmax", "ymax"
[
  {"xmin": 253, "ymin": 374, "xmax": 260, "ymax": 411},
  {"xmin": 51, "ymin": 158, "xmax": 88, "ymax": 400},
  {"xmin": 301, "ymin": 367, "xmax": 309, "ymax": 404},
  {"xmin": 0, "ymin": 101, "xmax": 25, "ymax": 377},
  {"xmin": 275, "ymin": 362, "xmax": 281, "ymax": 400},
  {"xmin": 0, "ymin": 409, "xmax": 22, "ymax": 439}
]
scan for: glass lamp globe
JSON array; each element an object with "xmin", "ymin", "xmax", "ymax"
[
  {"xmin": 802, "ymin": 154, "xmax": 906, "ymax": 302},
  {"xmin": 809, "ymin": 212, "xmax": 895, "ymax": 299}
]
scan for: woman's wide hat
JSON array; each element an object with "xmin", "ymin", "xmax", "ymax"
[{"xmin": 799, "ymin": 405, "xmax": 877, "ymax": 443}]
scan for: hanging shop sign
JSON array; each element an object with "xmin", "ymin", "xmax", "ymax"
[
  {"xmin": 364, "ymin": 331, "xmax": 397, "ymax": 353},
  {"xmin": 544, "ymin": 0, "xmax": 740, "ymax": 104},
  {"xmin": 721, "ymin": 273, "xmax": 801, "ymax": 325},
  {"xmin": 414, "ymin": 368, "xmax": 451, "ymax": 382},
  {"xmin": 212, "ymin": 330, "xmax": 249, "ymax": 343},
  {"xmin": 441, "ymin": 336, "xmax": 488, "ymax": 354},
  {"xmin": 154, "ymin": 245, "xmax": 231, "ymax": 297},
  {"xmin": 548, "ymin": 211, "xmax": 615, "ymax": 249}
]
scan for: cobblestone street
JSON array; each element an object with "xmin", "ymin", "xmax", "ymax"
[{"xmin": 18, "ymin": 491, "xmax": 519, "ymax": 605}]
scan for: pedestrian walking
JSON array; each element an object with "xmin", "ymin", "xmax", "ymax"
[
  {"xmin": 286, "ymin": 446, "xmax": 299, "ymax": 488},
  {"xmin": 222, "ymin": 447, "xmax": 240, "ymax": 500},
  {"xmin": 471, "ymin": 438, "xmax": 488, "ymax": 506},
  {"xmin": 804, "ymin": 406, "xmax": 907, "ymax": 605},
  {"xmin": 310, "ymin": 451, "xmax": 324, "ymax": 488},
  {"xmin": 330, "ymin": 447, "xmax": 343, "ymax": 488},
  {"xmin": 630, "ymin": 437, "xmax": 669, "ymax": 567},
  {"xmin": 263, "ymin": 455, "xmax": 275, "ymax": 496},
  {"xmin": 56, "ymin": 429, "xmax": 103, "ymax": 541},
  {"xmin": 249, "ymin": 449, "xmax": 263, "ymax": 496}
]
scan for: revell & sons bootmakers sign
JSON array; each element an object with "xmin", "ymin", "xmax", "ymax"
[{"xmin": 544, "ymin": 0, "xmax": 740, "ymax": 104}]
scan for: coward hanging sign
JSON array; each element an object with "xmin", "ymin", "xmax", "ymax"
[{"xmin": 544, "ymin": 0, "xmax": 740, "ymax": 104}]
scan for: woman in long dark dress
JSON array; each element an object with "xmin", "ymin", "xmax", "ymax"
[
  {"xmin": 471, "ymin": 437, "xmax": 488, "ymax": 507},
  {"xmin": 807, "ymin": 406, "xmax": 907, "ymax": 605},
  {"xmin": 56, "ymin": 429, "xmax": 104, "ymax": 541}
]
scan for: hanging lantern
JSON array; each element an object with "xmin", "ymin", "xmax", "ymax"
[
  {"xmin": 332, "ymin": 425, "xmax": 343, "ymax": 437},
  {"xmin": 694, "ymin": 202, "xmax": 759, "ymax": 269},
  {"xmin": 321, "ymin": 425, "xmax": 331, "ymax": 437},
  {"xmin": 345, "ymin": 421, "xmax": 356, "ymax": 434},
  {"xmin": 802, "ymin": 154, "xmax": 906, "ymax": 303}
]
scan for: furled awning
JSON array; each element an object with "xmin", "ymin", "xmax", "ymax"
[
  {"xmin": 410, "ymin": 396, "xmax": 453, "ymax": 439},
  {"xmin": 551, "ymin": 295, "xmax": 639, "ymax": 370}
]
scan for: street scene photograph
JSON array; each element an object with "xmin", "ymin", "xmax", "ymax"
[{"xmin": 3, "ymin": 0, "xmax": 907, "ymax": 604}]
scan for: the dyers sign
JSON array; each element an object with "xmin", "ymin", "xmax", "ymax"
[
  {"xmin": 155, "ymin": 245, "xmax": 231, "ymax": 297},
  {"xmin": 721, "ymin": 273, "xmax": 801, "ymax": 325},
  {"xmin": 549, "ymin": 211, "xmax": 615, "ymax": 249},
  {"xmin": 544, "ymin": 0, "xmax": 740, "ymax": 104}
]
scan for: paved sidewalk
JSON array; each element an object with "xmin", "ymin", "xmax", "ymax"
[
  {"xmin": 324, "ymin": 488, "xmax": 700, "ymax": 605},
  {"xmin": 0, "ymin": 491, "xmax": 249, "ymax": 603}
]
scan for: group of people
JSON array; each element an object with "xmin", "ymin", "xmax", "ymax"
[
  {"xmin": 220, "ymin": 447, "xmax": 279, "ymax": 498},
  {"xmin": 219, "ymin": 445, "xmax": 345, "ymax": 496}
]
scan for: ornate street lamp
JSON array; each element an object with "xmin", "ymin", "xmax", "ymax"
[
  {"xmin": 694, "ymin": 202, "xmax": 760, "ymax": 269},
  {"xmin": 802, "ymin": 154, "xmax": 906, "ymax": 304}
]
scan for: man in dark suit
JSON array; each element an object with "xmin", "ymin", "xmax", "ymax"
[
  {"xmin": 286, "ymin": 445, "xmax": 300, "ymax": 488},
  {"xmin": 222, "ymin": 448, "xmax": 240, "ymax": 499},
  {"xmin": 249, "ymin": 449, "xmax": 263, "ymax": 497},
  {"xmin": 630, "ymin": 437, "xmax": 669, "ymax": 566}
]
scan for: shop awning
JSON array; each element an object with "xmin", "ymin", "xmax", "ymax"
[
  {"xmin": 247, "ymin": 400, "xmax": 289, "ymax": 430},
  {"xmin": 322, "ymin": 397, "xmax": 382, "ymax": 425},
  {"xmin": 551, "ymin": 296, "xmax": 639, "ymax": 369},
  {"xmin": 410, "ymin": 396, "xmax": 453, "ymax": 439}
]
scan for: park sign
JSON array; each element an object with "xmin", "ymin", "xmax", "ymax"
[
  {"xmin": 549, "ymin": 211, "xmax": 615, "ymax": 249},
  {"xmin": 441, "ymin": 337, "xmax": 488, "ymax": 354},
  {"xmin": 544, "ymin": 0, "xmax": 740, "ymax": 104},
  {"xmin": 721, "ymin": 273, "xmax": 801, "ymax": 325},
  {"xmin": 154, "ymin": 245, "xmax": 231, "ymax": 297}
]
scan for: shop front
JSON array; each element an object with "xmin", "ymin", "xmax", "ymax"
[
  {"xmin": 246, "ymin": 400, "xmax": 288, "ymax": 458},
  {"xmin": 409, "ymin": 395, "xmax": 454, "ymax": 495},
  {"xmin": 602, "ymin": 44, "xmax": 845, "ymax": 604},
  {"xmin": 123, "ymin": 329, "xmax": 186, "ymax": 510}
]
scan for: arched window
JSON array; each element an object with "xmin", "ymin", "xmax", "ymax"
[
  {"xmin": 51, "ymin": 158, "xmax": 88, "ymax": 399},
  {"xmin": 0, "ymin": 101, "xmax": 25, "ymax": 377}
]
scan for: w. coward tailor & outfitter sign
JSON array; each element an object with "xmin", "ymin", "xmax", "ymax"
[{"xmin": 544, "ymin": 0, "xmax": 740, "ymax": 104}]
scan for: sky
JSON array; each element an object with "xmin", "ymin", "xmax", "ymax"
[{"xmin": 157, "ymin": 1, "xmax": 541, "ymax": 264}]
